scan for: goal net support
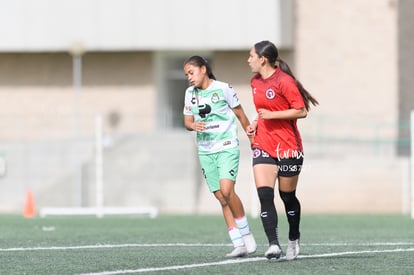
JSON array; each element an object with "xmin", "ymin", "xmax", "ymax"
[{"xmin": 39, "ymin": 114, "xmax": 158, "ymax": 218}]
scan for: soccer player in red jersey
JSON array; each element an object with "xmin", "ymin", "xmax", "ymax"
[{"xmin": 246, "ymin": 40, "xmax": 318, "ymax": 260}]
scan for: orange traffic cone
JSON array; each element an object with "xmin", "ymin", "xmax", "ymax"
[{"xmin": 23, "ymin": 189, "xmax": 36, "ymax": 218}]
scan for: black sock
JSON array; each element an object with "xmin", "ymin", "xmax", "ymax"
[
  {"xmin": 279, "ymin": 189, "xmax": 301, "ymax": 241},
  {"xmin": 257, "ymin": 186, "xmax": 279, "ymax": 245}
]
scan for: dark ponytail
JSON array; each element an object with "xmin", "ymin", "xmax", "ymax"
[
  {"xmin": 277, "ymin": 57, "xmax": 319, "ymax": 111},
  {"xmin": 254, "ymin": 41, "xmax": 319, "ymax": 111},
  {"xmin": 183, "ymin": 55, "xmax": 216, "ymax": 80}
]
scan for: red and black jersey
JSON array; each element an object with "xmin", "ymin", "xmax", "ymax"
[{"xmin": 251, "ymin": 67, "xmax": 305, "ymax": 159}]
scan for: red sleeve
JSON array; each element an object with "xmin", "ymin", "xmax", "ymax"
[{"xmin": 280, "ymin": 76, "xmax": 305, "ymax": 109}]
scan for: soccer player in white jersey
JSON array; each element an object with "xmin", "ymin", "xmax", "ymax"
[{"xmin": 183, "ymin": 56, "xmax": 257, "ymax": 258}]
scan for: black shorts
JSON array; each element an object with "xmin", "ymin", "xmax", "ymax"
[{"xmin": 252, "ymin": 148, "xmax": 304, "ymax": 177}]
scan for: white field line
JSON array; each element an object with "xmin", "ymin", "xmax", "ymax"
[
  {"xmin": 1, "ymin": 242, "xmax": 414, "ymax": 252},
  {"xmin": 76, "ymin": 247, "xmax": 414, "ymax": 275}
]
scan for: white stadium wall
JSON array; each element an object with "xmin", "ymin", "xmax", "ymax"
[
  {"xmin": 0, "ymin": 0, "xmax": 292, "ymax": 52},
  {"xmin": 0, "ymin": 0, "xmax": 412, "ymax": 215}
]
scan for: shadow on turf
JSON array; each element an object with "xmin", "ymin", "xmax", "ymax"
[{"xmin": 262, "ymin": 254, "xmax": 373, "ymax": 262}]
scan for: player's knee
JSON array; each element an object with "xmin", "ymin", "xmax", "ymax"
[
  {"xmin": 257, "ymin": 186, "xmax": 274, "ymax": 203},
  {"xmin": 221, "ymin": 191, "xmax": 234, "ymax": 204},
  {"xmin": 214, "ymin": 191, "xmax": 228, "ymax": 207},
  {"xmin": 279, "ymin": 190, "xmax": 297, "ymax": 204},
  {"xmin": 219, "ymin": 184, "xmax": 235, "ymax": 201}
]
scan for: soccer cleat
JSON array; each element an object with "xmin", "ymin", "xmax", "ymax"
[
  {"xmin": 242, "ymin": 233, "xmax": 257, "ymax": 254},
  {"xmin": 264, "ymin": 244, "xmax": 282, "ymax": 259},
  {"xmin": 225, "ymin": 246, "xmax": 248, "ymax": 258},
  {"xmin": 286, "ymin": 239, "xmax": 300, "ymax": 260}
]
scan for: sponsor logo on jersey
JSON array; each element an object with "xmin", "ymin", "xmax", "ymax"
[
  {"xmin": 223, "ymin": 140, "xmax": 231, "ymax": 146},
  {"xmin": 265, "ymin": 88, "xmax": 276, "ymax": 99},
  {"xmin": 204, "ymin": 124, "xmax": 219, "ymax": 130},
  {"xmin": 198, "ymin": 104, "xmax": 211, "ymax": 118}
]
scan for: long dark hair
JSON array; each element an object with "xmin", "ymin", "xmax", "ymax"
[
  {"xmin": 183, "ymin": 55, "xmax": 216, "ymax": 80},
  {"xmin": 254, "ymin": 40, "xmax": 319, "ymax": 111}
]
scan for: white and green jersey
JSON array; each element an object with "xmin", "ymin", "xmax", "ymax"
[{"xmin": 183, "ymin": 80, "xmax": 240, "ymax": 154}]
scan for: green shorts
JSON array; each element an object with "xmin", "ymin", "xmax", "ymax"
[{"xmin": 198, "ymin": 147, "xmax": 240, "ymax": 193}]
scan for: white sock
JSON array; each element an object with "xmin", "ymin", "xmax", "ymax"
[
  {"xmin": 228, "ymin": 227, "xmax": 244, "ymax": 247},
  {"xmin": 235, "ymin": 216, "xmax": 250, "ymax": 236}
]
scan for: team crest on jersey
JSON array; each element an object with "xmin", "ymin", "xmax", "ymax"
[
  {"xmin": 211, "ymin": 93, "xmax": 219, "ymax": 104},
  {"xmin": 265, "ymin": 88, "xmax": 276, "ymax": 99}
]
